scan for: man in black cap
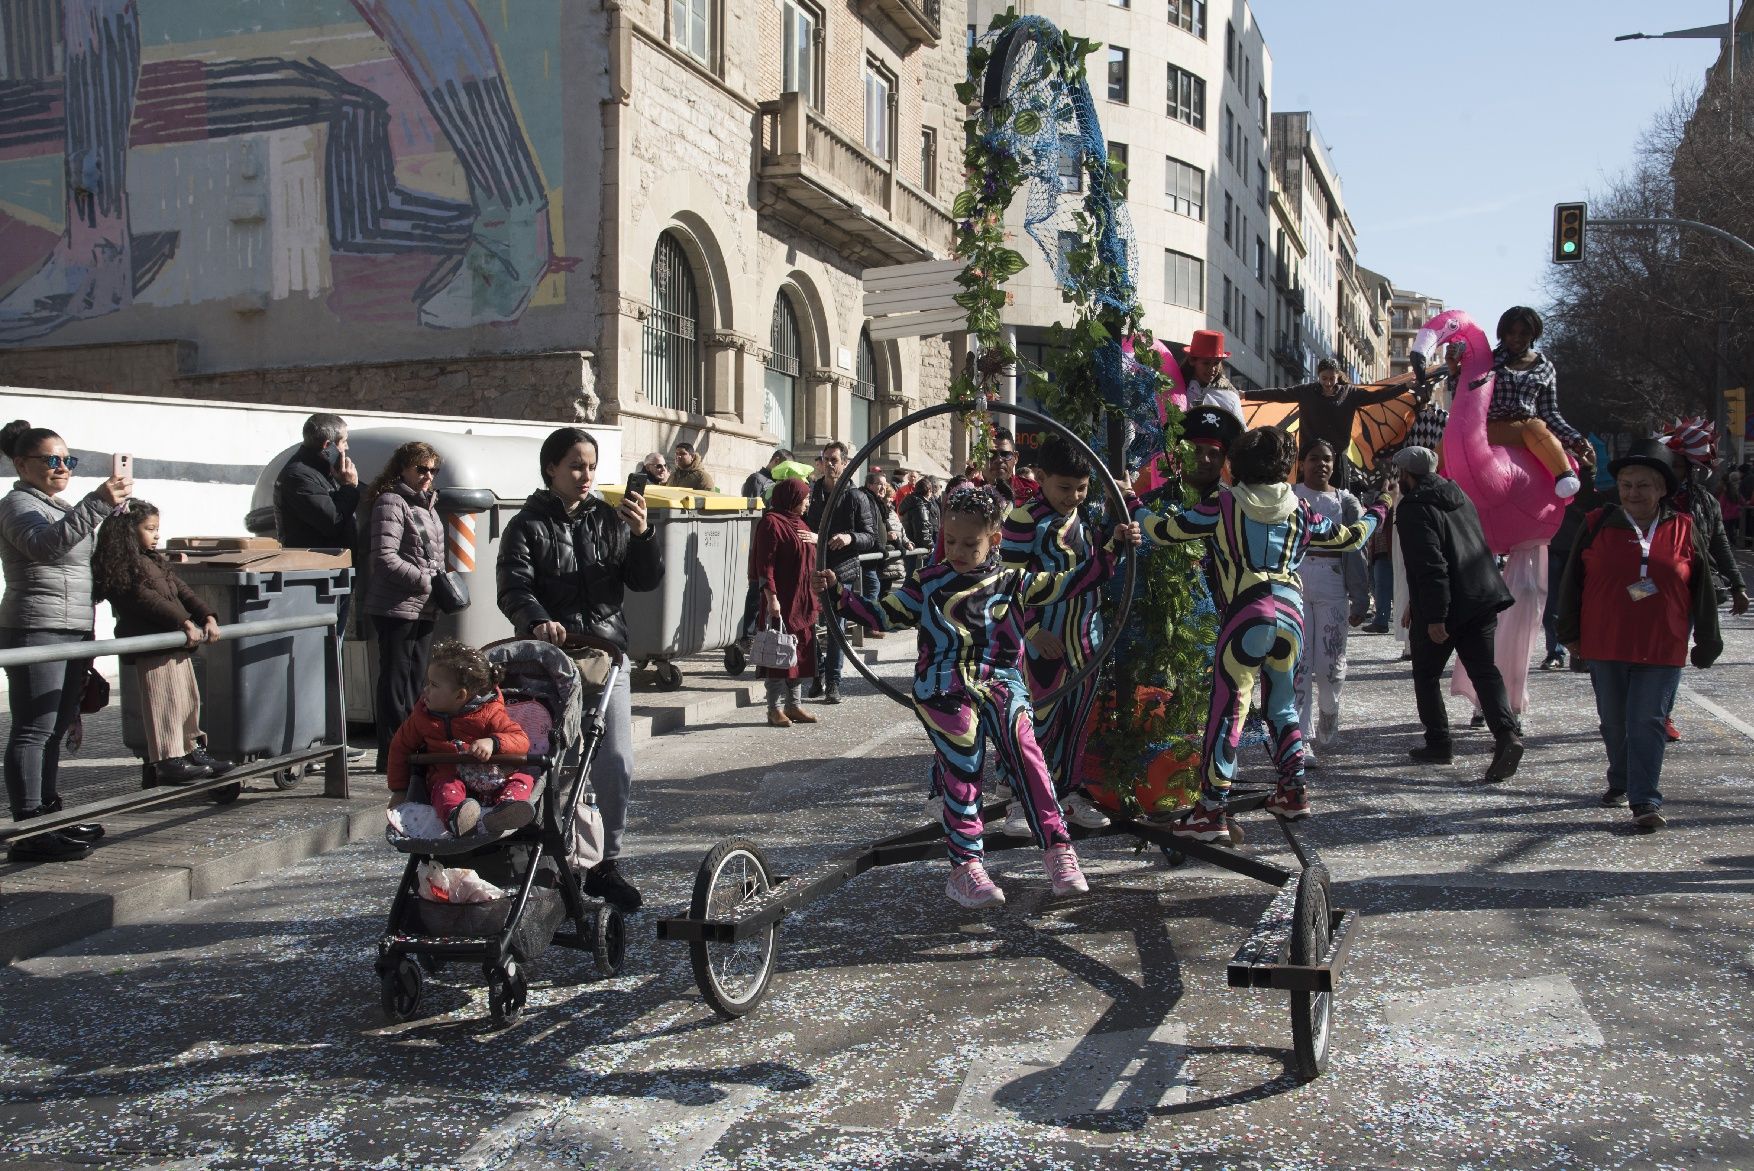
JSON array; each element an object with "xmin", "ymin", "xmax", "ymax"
[{"xmin": 1393, "ymin": 445, "xmax": 1524, "ymax": 781}]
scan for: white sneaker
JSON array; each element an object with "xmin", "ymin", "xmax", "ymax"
[
  {"xmin": 996, "ymin": 800, "xmax": 1033, "ymax": 838},
  {"xmin": 1064, "ymin": 792, "xmax": 1112, "ymax": 829},
  {"xmin": 1301, "ymin": 749, "xmax": 1320, "ymax": 771},
  {"xmin": 1554, "ymin": 473, "xmax": 1581, "ymax": 499}
]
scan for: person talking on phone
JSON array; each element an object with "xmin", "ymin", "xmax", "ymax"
[
  {"xmin": 0, "ymin": 419, "xmax": 131, "ymax": 862},
  {"xmin": 273, "ymin": 413, "xmax": 360, "ymax": 551},
  {"xmin": 496, "ymin": 428, "xmax": 662, "ymax": 912}
]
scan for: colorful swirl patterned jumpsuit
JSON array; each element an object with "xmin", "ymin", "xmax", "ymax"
[
  {"xmin": 1000, "ymin": 498, "xmax": 1105, "ymax": 799},
  {"xmin": 836, "ymin": 546, "xmax": 1116, "ymax": 866},
  {"xmin": 1132, "ymin": 486, "xmax": 1379, "ymax": 807}
]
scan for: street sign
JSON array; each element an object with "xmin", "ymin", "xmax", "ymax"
[{"xmin": 1553, "ymin": 202, "xmax": 1587, "ymax": 263}]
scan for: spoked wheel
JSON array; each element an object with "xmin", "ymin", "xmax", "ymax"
[
  {"xmin": 1288, "ymin": 862, "xmax": 1334, "ymax": 1081},
  {"xmin": 379, "ymin": 956, "xmax": 425, "ymax": 1023},
  {"xmin": 688, "ymin": 837, "xmax": 779, "ymax": 1019},
  {"xmin": 485, "ymin": 956, "xmax": 527, "ymax": 1024},
  {"xmin": 724, "ymin": 643, "xmax": 748, "ymax": 677},
  {"xmin": 653, "ymin": 661, "xmax": 684, "ymax": 691},
  {"xmin": 593, "ymin": 906, "xmax": 627, "ymax": 977}
]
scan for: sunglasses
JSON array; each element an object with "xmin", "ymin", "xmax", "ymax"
[
  {"xmin": 24, "ymin": 454, "xmax": 78, "ymax": 471},
  {"xmin": 412, "ymin": 465, "xmax": 438, "ymax": 477},
  {"xmin": 993, "ymin": 449, "xmax": 1018, "ymax": 460}
]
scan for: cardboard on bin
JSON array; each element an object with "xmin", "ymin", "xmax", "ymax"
[
  {"xmin": 598, "ymin": 485, "xmax": 763, "ymax": 512},
  {"xmin": 167, "ymin": 535, "xmax": 280, "ymax": 552},
  {"xmin": 173, "ymin": 547, "xmax": 353, "ymax": 572}
]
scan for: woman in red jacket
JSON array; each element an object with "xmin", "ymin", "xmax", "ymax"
[
  {"xmin": 93, "ymin": 502, "xmax": 236, "ymax": 785},
  {"xmin": 1557, "ymin": 439, "xmax": 1722, "ymax": 831},
  {"xmin": 748, "ymin": 476, "xmax": 819, "ymax": 727}
]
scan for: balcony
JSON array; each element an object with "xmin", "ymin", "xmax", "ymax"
[
  {"xmin": 856, "ymin": 0, "xmax": 941, "ymax": 49},
  {"xmin": 757, "ymin": 92, "xmax": 954, "ymax": 266}
]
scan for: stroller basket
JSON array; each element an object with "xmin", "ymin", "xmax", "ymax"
[{"xmin": 417, "ymin": 888, "xmax": 566, "ymax": 961}]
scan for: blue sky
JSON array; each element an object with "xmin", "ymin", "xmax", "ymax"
[{"xmin": 1250, "ymin": 0, "xmax": 1728, "ymax": 319}]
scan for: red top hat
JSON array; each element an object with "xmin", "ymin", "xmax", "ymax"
[{"xmin": 1185, "ymin": 330, "xmax": 1230, "ymax": 360}]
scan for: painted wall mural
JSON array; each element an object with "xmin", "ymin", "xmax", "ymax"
[{"xmin": 0, "ymin": 0, "xmax": 569, "ymax": 341}]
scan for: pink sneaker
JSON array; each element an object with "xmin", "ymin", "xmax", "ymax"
[
  {"xmin": 1042, "ymin": 843, "xmax": 1088, "ymax": 895},
  {"xmin": 945, "ymin": 858, "xmax": 1006, "ymax": 908}
]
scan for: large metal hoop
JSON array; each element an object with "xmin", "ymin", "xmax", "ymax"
[{"xmin": 815, "ymin": 400, "xmax": 1137, "ymax": 709}]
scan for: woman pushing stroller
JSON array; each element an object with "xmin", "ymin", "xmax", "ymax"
[{"xmin": 815, "ymin": 484, "xmax": 1140, "ymax": 909}]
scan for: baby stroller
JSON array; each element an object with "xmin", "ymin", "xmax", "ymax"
[{"xmin": 375, "ymin": 636, "xmax": 627, "ymax": 1025}]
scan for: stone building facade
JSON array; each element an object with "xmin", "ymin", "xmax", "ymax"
[{"xmin": 0, "ymin": 0, "xmax": 965, "ymax": 480}]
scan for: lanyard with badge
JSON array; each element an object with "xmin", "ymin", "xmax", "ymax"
[{"xmin": 1625, "ymin": 511, "xmax": 1658, "ymax": 600}]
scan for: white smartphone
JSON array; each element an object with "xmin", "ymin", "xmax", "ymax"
[{"xmin": 112, "ymin": 452, "xmax": 133, "ymax": 481}]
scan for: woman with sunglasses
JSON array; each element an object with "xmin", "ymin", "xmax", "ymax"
[
  {"xmin": 362, "ymin": 442, "xmax": 447, "ymax": 773},
  {"xmin": 0, "ymin": 419, "xmax": 131, "ymax": 862}
]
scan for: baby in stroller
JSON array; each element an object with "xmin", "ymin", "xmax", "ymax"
[{"xmin": 387, "ymin": 639, "xmax": 537, "ymax": 837}]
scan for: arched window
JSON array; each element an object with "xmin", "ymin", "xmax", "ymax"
[
  {"xmin": 644, "ymin": 232, "xmax": 703, "ymax": 413},
  {"xmin": 764, "ymin": 294, "xmax": 802, "ymax": 448},
  {"xmin": 851, "ymin": 329, "xmax": 880, "ymax": 455}
]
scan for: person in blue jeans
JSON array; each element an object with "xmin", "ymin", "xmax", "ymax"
[{"xmin": 1556, "ymin": 440, "xmax": 1721, "ymax": 832}]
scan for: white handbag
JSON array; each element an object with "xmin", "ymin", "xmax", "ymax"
[{"xmin": 750, "ymin": 620, "xmax": 799, "ymax": 670}]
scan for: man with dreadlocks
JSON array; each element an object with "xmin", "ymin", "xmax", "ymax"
[
  {"xmin": 816, "ymin": 485, "xmax": 1140, "ymax": 909},
  {"xmin": 1654, "ymin": 416, "xmax": 1749, "ymax": 743}
]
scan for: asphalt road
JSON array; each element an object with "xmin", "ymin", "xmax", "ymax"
[{"xmin": 4, "ymin": 612, "xmax": 1754, "ymax": 1170}]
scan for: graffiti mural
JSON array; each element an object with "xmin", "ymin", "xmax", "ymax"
[{"xmin": 0, "ymin": 0, "xmax": 568, "ymax": 341}]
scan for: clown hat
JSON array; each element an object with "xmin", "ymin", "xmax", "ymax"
[
  {"xmin": 1185, "ymin": 330, "xmax": 1230, "ymax": 360},
  {"xmin": 1655, "ymin": 415, "xmax": 1717, "ymax": 468}
]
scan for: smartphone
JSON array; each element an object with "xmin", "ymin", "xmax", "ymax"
[
  {"xmin": 625, "ymin": 471, "xmax": 649, "ymax": 500},
  {"xmin": 112, "ymin": 452, "xmax": 132, "ymax": 481}
]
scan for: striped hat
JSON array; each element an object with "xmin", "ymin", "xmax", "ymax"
[{"xmin": 1655, "ymin": 416, "xmax": 1717, "ymax": 467}]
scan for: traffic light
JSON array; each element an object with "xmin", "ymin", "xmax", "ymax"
[{"xmin": 1553, "ymin": 202, "xmax": 1586, "ymax": 263}]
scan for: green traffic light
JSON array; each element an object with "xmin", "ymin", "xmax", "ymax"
[{"xmin": 1562, "ymin": 241, "xmax": 1577, "ymax": 254}]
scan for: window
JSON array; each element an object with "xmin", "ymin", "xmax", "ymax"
[
  {"xmin": 1255, "ymin": 236, "xmax": 1267, "ymax": 284},
  {"xmin": 1168, "ymin": 0, "xmax": 1206, "ymax": 39},
  {"xmin": 1225, "ymin": 21, "xmax": 1235, "ymax": 76},
  {"xmin": 1242, "ymin": 54, "xmax": 1250, "ymax": 95},
  {"xmin": 1238, "ymin": 214, "xmax": 1248, "ymax": 257},
  {"xmin": 852, "ymin": 331, "xmax": 880, "ymax": 454},
  {"xmin": 1223, "ymin": 107, "xmax": 1234, "ymax": 163},
  {"xmin": 1258, "ymin": 88, "xmax": 1269, "ymax": 134},
  {"xmin": 673, "ymin": 0, "xmax": 711, "ymax": 65},
  {"xmin": 1223, "ymin": 192, "xmax": 1233, "ymax": 245},
  {"xmin": 764, "ymin": 295, "xmax": 803, "ymax": 447},
  {"xmin": 1255, "ymin": 309, "xmax": 1266, "ymax": 355},
  {"xmin": 1057, "ymin": 134, "xmax": 1083, "ymax": 193},
  {"xmin": 1108, "ymin": 47, "xmax": 1129, "ymax": 103},
  {"xmin": 967, "ymin": 24, "xmax": 976, "ymax": 52},
  {"xmin": 1108, "ymin": 142, "xmax": 1128, "ymax": 200},
  {"xmin": 864, "ymin": 62, "xmax": 893, "ymax": 159},
  {"xmin": 1257, "ymin": 161, "xmax": 1268, "ymax": 209},
  {"xmin": 920, "ymin": 128, "xmax": 938, "ymax": 195},
  {"xmin": 1165, "ymin": 249, "xmax": 1203, "ymax": 310},
  {"xmin": 1166, "ymin": 65, "xmax": 1205, "ymax": 130},
  {"xmin": 1165, "ymin": 156, "xmax": 1205, "ymax": 220},
  {"xmin": 781, "ymin": 1, "xmax": 819, "ymax": 107},
  {"xmin": 1222, "ymin": 275, "xmax": 1234, "ymax": 329},
  {"xmin": 644, "ymin": 232, "xmax": 703, "ymax": 414},
  {"xmin": 1055, "ymin": 230, "xmax": 1078, "ymax": 282}
]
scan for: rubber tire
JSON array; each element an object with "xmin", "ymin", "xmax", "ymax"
[
  {"xmin": 654, "ymin": 661, "xmax": 684, "ymax": 691},
  {"xmin": 486, "ymin": 956, "xmax": 526, "ymax": 1025},
  {"xmin": 210, "ymin": 782, "xmax": 243, "ymax": 804},
  {"xmin": 1289, "ymin": 862, "xmax": 1334, "ymax": 1081},
  {"xmin": 724, "ymin": 643, "xmax": 748, "ymax": 677},
  {"xmin": 379, "ymin": 956, "xmax": 425, "ymax": 1022},
  {"xmin": 1158, "ymin": 845, "xmax": 1188, "ymax": 868},
  {"xmin": 688, "ymin": 837, "xmax": 779, "ymax": 1019},
  {"xmin": 594, "ymin": 906, "xmax": 627, "ymax": 977},
  {"xmin": 273, "ymin": 765, "xmax": 303, "ymax": 791}
]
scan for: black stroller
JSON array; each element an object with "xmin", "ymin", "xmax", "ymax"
[{"xmin": 375, "ymin": 636, "xmax": 627, "ymax": 1024}]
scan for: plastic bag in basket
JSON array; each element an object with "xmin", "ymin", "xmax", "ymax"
[{"xmin": 417, "ymin": 860, "xmax": 506, "ymax": 904}]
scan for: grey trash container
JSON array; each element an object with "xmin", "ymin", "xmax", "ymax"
[
  {"xmin": 120, "ymin": 544, "xmax": 351, "ymax": 764},
  {"xmin": 600, "ymin": 485, "xmax": 761, "ymax": 688}
]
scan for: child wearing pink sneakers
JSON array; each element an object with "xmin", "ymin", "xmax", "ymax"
[{"xmin": 818, "ymin": 486, "xmax": 1139, "ymax": 908}]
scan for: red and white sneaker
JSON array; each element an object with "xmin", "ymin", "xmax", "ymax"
[
  {"xmin": 1663, "ymin": 718, "xmax": 1681, "ymax": 743},
  {"xmin": 1173, "ymin": 801, "xmax": 1229, "ymax": 842},
  {"xmin": 1042, "ymin": 843, "xmax": 1088, "ymax": 895},
  {"xmin": 946, "ymin": 858, "xmax": 1006, "ymax": 908},
  {"xmin": 1266, "ymin": 785, "xmax": 1312, "ymax": 820}
]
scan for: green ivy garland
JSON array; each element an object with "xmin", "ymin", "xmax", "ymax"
[{"xmin": 949, "ymin": 11, "xmax": 1213, "ymax": 813}]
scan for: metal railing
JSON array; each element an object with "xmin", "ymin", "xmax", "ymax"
[{"xmin": 0, "ymin": 613, "xmax": 350, "ymax": 847}]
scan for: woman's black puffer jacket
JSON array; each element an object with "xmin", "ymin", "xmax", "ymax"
[{"xmin": 496, "ymin": 490, "xmax": 663, "ymax": 651}]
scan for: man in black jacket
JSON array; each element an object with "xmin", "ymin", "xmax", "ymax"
[
  {"xmin": 1393, "ymin": 446, "xmax": 1524, "ymax": 780},
  {"xmin": 274, "ymin": 413, "xmax": 360, "ymax": 550},
  {"xmin": 805, "ymin": 440, "xmax": 881, "ymax": 702}
]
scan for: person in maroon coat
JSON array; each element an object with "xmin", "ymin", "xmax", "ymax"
[
  {"xmin": 92, "ymin": 502, "xmax": 235, "ymax": 785},
  {"xmin": 750, "ymin": 477, "xmax": 820, "ymax": 727}
]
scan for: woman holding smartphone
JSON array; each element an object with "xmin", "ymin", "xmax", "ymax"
[
  {"xmin": 496, "ymin": 429, "xmax": 662, "ymax": 911},
  {"xmin": 0, "ymin": 420, "xmax": 132, "ymax": 862}
]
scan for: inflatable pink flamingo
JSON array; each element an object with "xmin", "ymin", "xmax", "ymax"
[{"xmin": 1410, "ymin": 309, "xmax": 1575, "ymax": 715}]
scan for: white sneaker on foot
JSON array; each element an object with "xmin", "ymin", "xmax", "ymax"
[
  {"xmin": 1063, "ymin": 792, "xmax": 1112, "ymax": 829},
  {"xmin": 1554, "ymin": 473, "xmax": 1581, "ymax": 499},
  {"xmin": 946, "ymin": 858, "xmax": 1006, "ymax": 908},
  {"xmin": 997, "ymin": 800, "xmax": 1033, "ymax": 838}
]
